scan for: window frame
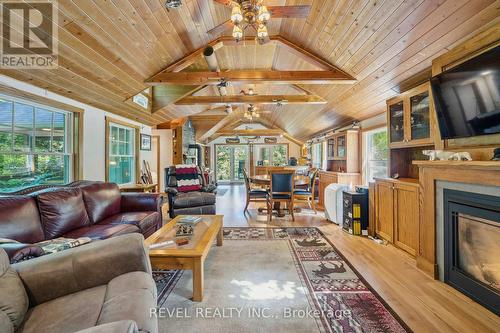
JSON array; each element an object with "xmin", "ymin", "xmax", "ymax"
[
  {"xmin": 311, "ymin": 142, "xmax": 324, "ymax": 169},
  {"xmin": 105, "ymin": 116, "xmax": 140, "ymax": 185},
  {"xmin": 0, "ymin": 89, "xmax": 82, "ymax": 193},
  {"xmin": 363, "ymin": 126, "xmax": 389, "ymax": 184}
]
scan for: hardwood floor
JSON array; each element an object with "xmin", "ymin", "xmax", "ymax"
[{"xmin": 214, "ymin": 185, "xmax": 500, "ymax": 333}]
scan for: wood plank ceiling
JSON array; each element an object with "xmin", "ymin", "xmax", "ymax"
[{"xmin": 0, "ymin": 0, "xmax": 498, "ymax": 140}]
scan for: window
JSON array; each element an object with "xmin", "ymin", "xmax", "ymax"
[
  {"xmin": 0, "ymin": 95, "xmax": 73, "ymax": 192},
  {"xmin": 311, "ymin": 142, "xmax": 323, "ymax": 169},
  {"xmin": 107, "ymin": 119, "xmax": 138, "ymax": 185},
  {"xmin": 255, "ymin": 144, "xmax": 288, "ymax": 166},
  {"xmin": 364, "ymin": 128, "xmax": 388, "ymax": 183},
  {"xmin": 133, "ymin": 93, "xmax": 148, "ymax": 109}
]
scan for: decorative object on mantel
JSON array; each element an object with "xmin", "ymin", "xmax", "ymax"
[
  {"xmin": 422, "ymin": 150, "xmax": 472, "ymax": 161},
  {"xmin": 452, "ymin": 152, "xmax": 473, "ymax": 161},
  {"xmin": 492, "ymin": 148, "xmax": 500, "ymax": 161},
  {"xmin": 422, "ymin": 150, "xmax": 455, "ymax": 161}
]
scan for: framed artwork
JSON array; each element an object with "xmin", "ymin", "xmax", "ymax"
[{"xmin": 140, "ymin": 134, "xmax": 152, "ymax": 151}]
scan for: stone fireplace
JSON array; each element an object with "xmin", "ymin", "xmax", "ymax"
[{"xmin": 442, "ymin": 188, "xmax": 499, "ymax": 315}]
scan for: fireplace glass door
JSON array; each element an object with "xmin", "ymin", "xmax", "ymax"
[
  {"xmin": 444, "ymin": 189, "xmax": 500, "ymax": 315},
  {"xmin": 457, "ymin": 213, "xmax": 500, "ymax": 292}
]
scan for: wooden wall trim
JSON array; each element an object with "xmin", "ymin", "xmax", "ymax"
[
  {"xmin": 416, "ymin": 162, "xmax": 500, "ymax": 278},
  {"xmin": 0, "ymin": 83, "xmax": 84, "ymax": 114}
]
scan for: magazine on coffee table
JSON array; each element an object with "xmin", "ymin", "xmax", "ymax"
[
  {"xmin": 36, "ymin": 237, "xmax": 92, "ymax": 254},
  {"xmin": 178, "ymin": 216, "xmax": 202, "ymax": 224}
]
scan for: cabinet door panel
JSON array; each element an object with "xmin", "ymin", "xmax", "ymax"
[
  {"xmin": 376, "ymin": 182, "xmax": 393, "ymax": 242},
  {"xmin": 394, "ymin": 186, "xmax": 419, "ymax": 256},
  {"xmin": 389, "ymin": 101, "xmax": 404, "ymax": 144}
]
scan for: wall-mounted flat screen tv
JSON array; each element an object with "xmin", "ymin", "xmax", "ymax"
[{"xmin": 430, "ymin": 45, "xmax": 500, "ymax": 139}]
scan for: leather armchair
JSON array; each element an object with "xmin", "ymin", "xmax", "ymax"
[
  {"xmin": 165, "ymin": 166, "xmax": 217, "ymax": 218},
  {"xmin": 0, "ymin": 233, "xmax": 157, "ymax": 333}
]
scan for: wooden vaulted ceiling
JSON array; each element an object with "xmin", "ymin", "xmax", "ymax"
[{"xmin": 1, "ymin": 0, "xmax": 499, "ymax": 141}]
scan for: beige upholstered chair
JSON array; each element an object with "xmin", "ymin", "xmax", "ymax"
[{"xmin": 0, "ymin": 234, "xmax": 157, "ymax": 333}]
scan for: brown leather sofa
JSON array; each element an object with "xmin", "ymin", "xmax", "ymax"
[
  {"xmin": 0, "ymin": 233, "xmax": 158, "ymax": 333},
  {"xmin": 0, "ymin": 182, "xmax": 163, "ymax": 263}
]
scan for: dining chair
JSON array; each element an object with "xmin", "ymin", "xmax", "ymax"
[
  {"xmin": 243, "ymin": 168, "xmax": 268, "ymax": 213},
  {"xmin": 293, "ymin": 168, "xmax": 319, "ymax": 213},
  {"xmin": 268, "ymin": 170, "xmax": 295, "ymax": 222}
]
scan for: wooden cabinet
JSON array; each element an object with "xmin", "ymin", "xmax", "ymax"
[
  {"xmin": 374, "ymin": 178, "xmax": 419, "ymax": 256},
  {"xmin": 318, "ymin": 171, "xmax": 338, "ymax": 207},
  {"xmin": 393, "ymin": 182, "xmax": 419, "ymax": 255},
  {"xmin": 387, "ymin": 82, "xmax": 434, "ymax": 149},
  {"xmin": 325, "ymin": 129, "xmax": 359, "ymax": 173},
  {"xmin": 375, "ymin": 180, "xmax": 394, "ymax": 241}
]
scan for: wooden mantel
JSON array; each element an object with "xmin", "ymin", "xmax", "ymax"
[
  {"xmin": 413, "ymin": 160, "xmax": 500, "ymax": 170},
  {"xmin": 414, "ymin": 161, "xmax": 500, "ymax": 278}
]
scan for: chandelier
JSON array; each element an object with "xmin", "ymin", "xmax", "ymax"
[
  {"xmin": 230, "ymin": 1, "xmax": 271, "ymax": 41},
  {"xmin": 244, "ymin": 104, "xmax": 260, "ymax": 120}
]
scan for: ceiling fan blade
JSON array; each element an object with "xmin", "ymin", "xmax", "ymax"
[
  {"xmin": 268, "ymin": 5, "xmax": 311, "ymax": 18},
  {"xmin": 207, "ymin": 20, "xmax": 233, "ymax": 35}
]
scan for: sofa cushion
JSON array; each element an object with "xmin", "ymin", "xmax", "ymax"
[
  {"xmin": 0, "ymin": 248, "xmax": 28, "ymax": 332},
  {"xmin": 63, "ymin": 224, "xmax": 140, "ymax": 240},
  {"xmin": 37, "ymin": 188, "xmax": 91, "ymax": 239},
  {"xmin": 0, "ymin": 196, "xmax": 44, "ymax": 244},
  {"xmin": 75, "ymin": 320, "xmax": 139, "ymax": 333},
  {"xmin": 173, "ymin": 191, "xmax": 216, "ymax": 209},
  {"xmin": 97, "ymin": 272, "xmax": 157, "ymax": 333},
  {"xmin": 80, "ymin": 183, "xmax": 121, "ymax": 224},
  {"xmin": 17, "ymin": 285, "xmax": 106, "ymax": 333},
  {"xmin": 98, "ymin": 212, "xmax": 160, "ymax": 234}
]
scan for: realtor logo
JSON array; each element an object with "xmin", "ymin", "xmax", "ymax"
[{"xmin": 1, "ymin": 0, "xmax": 58, "ymax": 68}]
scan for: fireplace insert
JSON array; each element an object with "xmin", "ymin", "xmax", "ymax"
[{"xmin": 443, "ymin": 189, "xmax": 500, "ymax": 315}]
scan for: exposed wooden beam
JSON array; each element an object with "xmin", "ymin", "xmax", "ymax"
[
  {"xmin": 198, "ymin": 108, "xmax": 242, "ymax": 143},
  {"xmin": 148, "ymin": 42, "xmax": 224, "ymax": 78},
  {"xmin": 252, "ymin": 117, "xmax": 304, "ymax": 146},
  {"xmin": 156, "ymin": 117, "xmax": 187, "ymax": 129},
  {"xmin": 147, "ymin": 35, "xmax": 355, "ymax": 84},
  {"xmin": 216, "ymin": 129, "xmax": 284, "ymax": 137},
  {"xmin": 146, "ymin": 70, "xmax": 355, "ymax": 86},
  {"xmin": 175, "ymin": 94, "xmax": 327, "ymax": 105}
]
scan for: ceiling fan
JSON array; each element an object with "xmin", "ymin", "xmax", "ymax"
[
  {"xmin": 244, "ymin": 104, "xmax": 271, "ymax": 120},
  {"xmin": 208, "ymin": 0, "xmax": 311, "ymax": 43}
]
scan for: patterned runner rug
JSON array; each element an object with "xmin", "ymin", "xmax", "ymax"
[{"xmin": 154, "ymin": 227, "xmax": 410, "ymax": 333}]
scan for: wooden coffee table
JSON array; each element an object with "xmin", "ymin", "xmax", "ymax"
[{"xmin": 145, "ymin": 215, "xmax": 223, "ymax": 302}]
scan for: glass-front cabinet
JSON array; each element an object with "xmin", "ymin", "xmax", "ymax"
[
  {"xmin": 410, "ymin": 91, "xmax": 430, "ymax": 141},
  {"xmin": 327, "ymin": 138, "xmax": 335, "ymax": 159},
  {"xmin": 387, "ymin": 82, "xmax": 433, "ymax": 148},
  {"xmin": 389, "ymin": 100, "xmax": 404, "ymax": 144},
  {"xmin": 336, "ymin": 135, "xmax": 346, "ymax": 158}
]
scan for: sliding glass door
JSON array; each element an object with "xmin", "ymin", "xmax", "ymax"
[{"xmin": 216, "ymin": 145, "xmax": 249, "ymax": 183}]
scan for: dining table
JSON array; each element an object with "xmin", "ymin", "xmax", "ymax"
[{"xmin": 249, "ymin": 174, "xmax": 310, "ymax": 216}]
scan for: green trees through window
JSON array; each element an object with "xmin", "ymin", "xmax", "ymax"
[
  {"xmin": 108, "ymin": 123, "xmax": 136, "ymax": 185},
  {"xmin": 365, "ymin": 128, "xmax": 388, "ymax": 183},
  {"xmin": 0, "ymin": 96, "xmax": 72, "ymax": 192}
]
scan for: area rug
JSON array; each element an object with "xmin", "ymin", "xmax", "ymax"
[{"xmin": 154, "ymin": 227, "xmax": 410, "ymax": 333}]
